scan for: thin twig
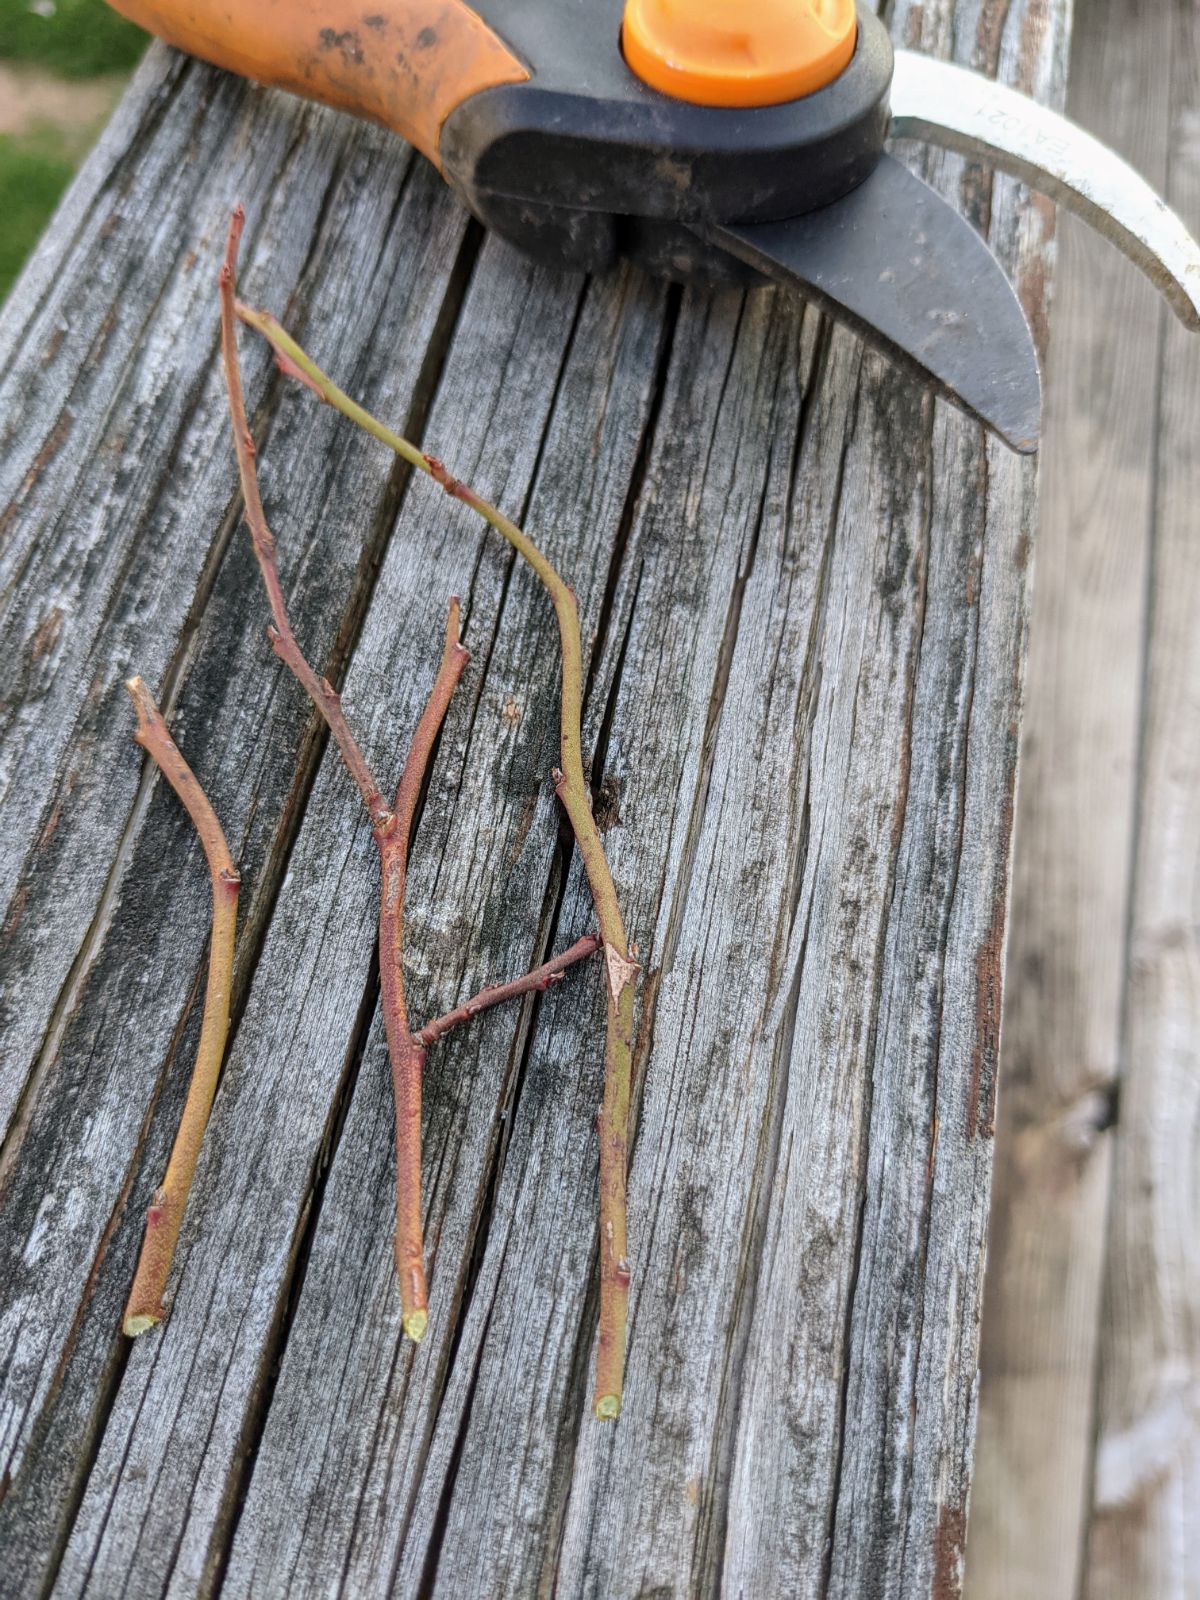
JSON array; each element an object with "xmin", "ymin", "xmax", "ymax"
[
  {"xmin": 238, "ymin": 302, "xmax": 639, "ymax": 1417},
  {"xmin": 122, "ymin": 677, "xmax": 240, "ymax": 1336},
  {"xmin": 219, "ymin": 207, "xmax": 392, "ymax": 833},
  {"xmin": 415, "ymin": 933, "xmax": 602, "ymax": 1048},
  {"xmin": 379, "ymin": 601, "xmax": 469, "ymax": 1340}
]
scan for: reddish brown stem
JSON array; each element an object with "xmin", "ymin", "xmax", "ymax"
[
  {"xmin": 415, "ymin": 933, "xmax": 601, "ymax": 1048},
  {"xmin": 219, "ymin": 206, "xmax": 392, "ymax": 833},
  {"xmin": 379, "ymin": 601, "xmax": 470, "ymax": 1340},
  {"xmin": 122, "ymin": 677, "xmax": 240, "ymax": 1336}
]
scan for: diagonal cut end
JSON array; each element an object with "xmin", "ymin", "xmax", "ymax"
[{"xmin": 124, "ymin": 1312, "xmax": 161, "ymax": 1338}]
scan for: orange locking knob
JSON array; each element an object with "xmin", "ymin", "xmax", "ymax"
[{"xmin": 622, "ymin": 0, "xmax": 857, "ymax": 107}]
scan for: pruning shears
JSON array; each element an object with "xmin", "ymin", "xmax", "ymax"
[{"xmin": 106, "ymin": 0, "xmax": 1200, "ymax": 450}]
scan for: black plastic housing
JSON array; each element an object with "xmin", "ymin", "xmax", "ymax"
[{"xmin": 438, "ymin": 1, "xmax": 893, "ymax": 281}]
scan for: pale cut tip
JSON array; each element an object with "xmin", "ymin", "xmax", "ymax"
[
  {"xmin": 594, "ymin": 1394, "xmax": 621, "ymax": 1421},
  {"xmin": 403, "ymin": 1309, "xmax": 428, "ymax": 1343},
  {"xmin": 124, "ymin": 1312, "xmax": 160, "ymax": 1338}
]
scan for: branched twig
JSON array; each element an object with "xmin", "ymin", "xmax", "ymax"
[
  {"xmin": 219, "ymin": 209, "xmax": 603, "ymax": 1352},
  {"xmin": 237, "ymin": 298, "xmax": 639, "ymax": 1417},
  {"xmin": 123, "ymin": 677, "xmax": 240, "ymax": 1336}
]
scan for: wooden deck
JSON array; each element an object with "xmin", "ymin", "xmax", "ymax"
[
  {"xmin": 3, "ymin": 0, "xmax": 1163, "ymax": 1593},
  {"xmin": 968, "ymin": 1, "xmax": 1200, "ymax": 1595}
]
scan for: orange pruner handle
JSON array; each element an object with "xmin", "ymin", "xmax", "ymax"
[{"xmin": 106, "ymin": 0, "xmax": 529, "ymax": 169}]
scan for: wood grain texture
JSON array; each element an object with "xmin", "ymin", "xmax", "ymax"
[
  {"xmin": 1083, "ymin": 3, "xmax": 1200, "ymax": 1593},
  {"xmin": 0, "ymin": 51, "xmax": 479, "ymax": 1594},
  {"xmin": 965, "ymin": 0, "xmax": 1169, "ymax": 1593},
  {"xmin": 0, "ymin": 0, "xmax": 1069, "ymax": 1592}
]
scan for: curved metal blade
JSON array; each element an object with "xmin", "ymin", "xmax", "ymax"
[
  {"xmin": 705, "ymin": 154, "xmax": 1042, "ymax": 451},
  {"xmin": 891, "ymin": 49, "xmax": 1200, "ymax": 330}
]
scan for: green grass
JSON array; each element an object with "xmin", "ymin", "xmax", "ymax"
[
  {"xmin": 0, "ymin": 0, "xmax": 146, "ymax": 77},
  {"xmin": 0, "ymin": 0, "xmax": 146, "ymax": 300},
  {"xmin": 0, "ymin": 133, "xmax": 74, "ymax": 300}
]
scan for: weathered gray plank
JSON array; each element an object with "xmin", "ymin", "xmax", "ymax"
[
  {"xmin": 743, "ymin": 3, "xmax": 1069, "ymax": 1594},
  {"xmin": 0, "ymin": 47, "xmax": 480, "ymax": 1595},
  {"xmin": 0, "ymin": 51, "xmax": 341, "ymax": 1139},
  {"xmin": 966, "ymin": 0, "xmax": 1170, "ymax": 1593},
  {"xmin": 0, "ymin": 0, "xmax": 1070, "ymax": 1593},
  {"xmin": 407, "ymin": 286, "xmax": 831, "ymax": 1600},
  {"xmin": 1084, "ymin": 2, "xmax": 1200, "ymax": 1591},
  {"xmin": 559, "ymin": 333, "xmax": 932, "ymax": 1600}
]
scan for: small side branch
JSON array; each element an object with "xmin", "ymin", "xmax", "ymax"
[
  {"xmin": 123, "ymin": 678, "xmax": 240, "ymax": 1336},
  {"xmin": 379, "ymin": 600, "xmax": 470, "ymax": 1341},
  {"xmin": 415, "ymin": 934, "xmax": 602, "ymax": 1048}
]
